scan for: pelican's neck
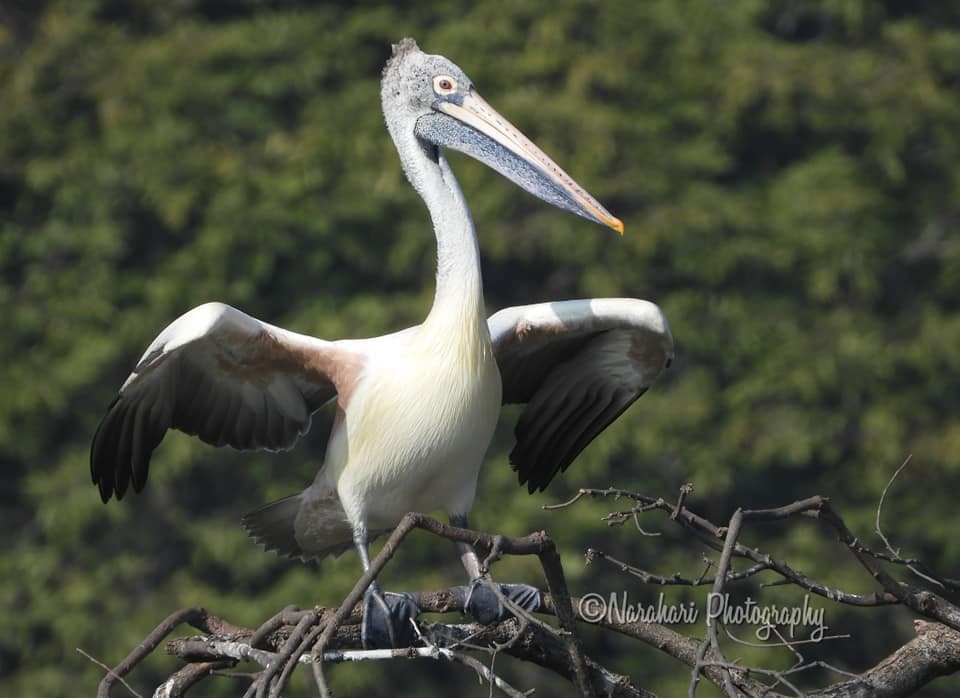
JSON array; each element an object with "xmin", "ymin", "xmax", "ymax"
[
  {"xmin": 429, "ymin": 152, "xmax": 484, "ymax": 323},
  {"xmin": 395, "ymin": 133, "xmax": 485, "ymax": 329}
]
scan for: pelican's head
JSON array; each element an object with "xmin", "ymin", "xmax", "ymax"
[{"xmin": 381, "ymin": 38, "xmax": 624, "ymax": 234}]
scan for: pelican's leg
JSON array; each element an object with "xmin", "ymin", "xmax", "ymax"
[
  {"xmin": 354, "ymin": 525, "xmax": 419, "ymax": 649},
  {"xmin": 450, "ymin": 513, "xmax": 484, "ymax": 581},
  {"xmin": 449, "ymin": 514, "xmax": 542, "ymax": 625}
]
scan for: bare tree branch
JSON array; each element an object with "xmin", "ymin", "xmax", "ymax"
[
  {"xmin": 810, "ymin": 621, "xmax": 960, "ymax": 697},
  {"xmin": 96, "ymin": 607, "xmax": 245, "ymax": 698},
  {"xmin": 77, "ymin": 648, "xmax": 144, "ymax": 698},
  {"xmin": 153, "ymin": 661, "xmax": 237, "ymax": 698},
  {"xmin": 545, "ymin": 478, "xmax": 960, "ymax": 696},
  {"xmin": 94, "ymin": 482, "xmax": 960, "ymax": 698},
  {"xmin": 307, "ymin": 512, "xmax": 597, "ymax": 698}
]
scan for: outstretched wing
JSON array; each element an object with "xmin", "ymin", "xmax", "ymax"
[
  {"xmin": 489, "ymin": 298, "xmax": 673, "ymax": 493},
  {"xmin": 91, "ymin": 302, "xmax": 363, "ymax": 502}
]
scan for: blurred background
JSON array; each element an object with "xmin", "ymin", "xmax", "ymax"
[{"xmin": 2, "ymin": 1, "xmax": 959, "ymax": 695}]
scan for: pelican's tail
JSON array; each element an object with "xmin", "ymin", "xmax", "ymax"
[{"xmin": 241, "ymin": 492, "xmax": 357, "ymax": 563}]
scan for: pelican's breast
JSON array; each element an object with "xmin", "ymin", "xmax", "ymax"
[{"xmin": 326, "ymin": 318, "xmax": 501, "ymax": 525}]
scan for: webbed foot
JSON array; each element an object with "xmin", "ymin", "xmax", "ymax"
[
  {"xmin": 456, "ymin": 578, "xmax": 542, "ymax": 625},
  {"xmin": 361, "ymin": 581, "xmax": 420, "ymax": 649}
]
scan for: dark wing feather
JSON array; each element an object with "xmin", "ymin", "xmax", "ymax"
[{"xmin": 489, "ymin": 299, "xmax": 673, "ymax": 492}]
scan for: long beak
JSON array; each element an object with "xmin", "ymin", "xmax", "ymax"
[{"xmin": 416, "ymin": 89, "xmax": 624, "ymax": 234}]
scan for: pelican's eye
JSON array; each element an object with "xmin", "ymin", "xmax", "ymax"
[{"xmin": 433, "ymin": 75, "xmax": 458, "ymax": 95}]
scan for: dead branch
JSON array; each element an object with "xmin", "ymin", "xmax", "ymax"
[
  {"xmin": 93, "ymin": 481, "xmax": 960, "ymax": 698},
  {"xmin": 307, "ymin": 512, "xmax": 596, "ymax": 698},
  {"xmin": 562, "ymin": 491, "xmax": 892, "ymax": 605},
  {"xmin": 95, "ymin": 516, "xmax": 605, "ymax": 698},
  {"xmin": 168, "ymin": 635, "xmax": 517, "ymax": 681},
  {"xmin": 153, "ymin": 661, "xmax": 237, "ymax": 698},
  {"xmin": 96, "ymin": 607, "xmax": 245, "ymax": 698},
  {"xmin": 546, "ymin": 477, "xmax": 960, "ymax": 696},
  {"xmin": 92, "ymin": 581, "xmax": 960, "ymax": 697},
  {"xmin": 810, "ymin": 621, "xmax": 960, "ymax": 697}
]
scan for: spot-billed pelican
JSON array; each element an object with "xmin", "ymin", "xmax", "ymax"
[{"xmin": 91, "ymin": 38, "xmax": 673, "ymax": 646}]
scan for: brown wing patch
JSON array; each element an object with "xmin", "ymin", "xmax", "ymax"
[{"xmin": 212, "ymin": 327, "xmax": 365, "ymax": 410}]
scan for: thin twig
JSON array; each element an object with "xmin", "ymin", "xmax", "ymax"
[
  {"xmin": 875, "ymin": 456, "xmax": 947, "ymax": 589},
  {"xmin": 588, "ymin": 547, "xmax": 769, "ymax": 587},
  {"xmin": 96, "ymin": 607, "xmax": 243, "ymax": 698},
  {"xmin": 266, "ymin": 609, "xmax": 320, "ymax": 698},
  {"xmin": 551, "ymin": 490, "xmax": 902, "ymax": 608},
  {"xmin": 77, "ymin": 648, "xmax": 144, "ymax": 698}
]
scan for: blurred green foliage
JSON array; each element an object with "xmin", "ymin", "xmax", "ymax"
[{"xmin": 2, "ymin": 0, "xmax": 960, "ymax": 695}]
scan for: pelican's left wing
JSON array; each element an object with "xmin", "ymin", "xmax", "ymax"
[
  {"xmin": 91, "ymin": 302, "xmax": 362, "ymax": 503},
  {"xmin": 489, "ymin": 298, "xmax": 673, "ymax": 493}
]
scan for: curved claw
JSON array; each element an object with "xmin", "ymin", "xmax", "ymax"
[
  {"xmin": 361, "ymin": 582, "xmax": 420, "ymax": 649},
  {"xmin": 458, "ymin": 578, "xmax": 543, "ymax": 625}
]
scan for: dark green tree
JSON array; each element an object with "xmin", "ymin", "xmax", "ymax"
[{"xmin": 3, "ymin": 1, "xmax": 960, "ymax": 695}]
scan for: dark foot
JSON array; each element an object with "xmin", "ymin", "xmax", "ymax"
[
  {"xmin": 457, "ymin": 578, "xmax": 543, "ymax": 625},
  {"xmin": 361, "ymin": 582, "xmax": 420, "ymax": 649}
]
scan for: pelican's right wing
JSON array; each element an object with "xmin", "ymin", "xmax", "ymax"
[
  {"xmin": 90, "ymin": 302, "xmax": 364, "ymax": 502},
  {"xmin": 489, "ymin": 298, "xmax": 673, "ymax": 493}
]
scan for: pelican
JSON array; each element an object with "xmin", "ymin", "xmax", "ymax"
[{"xmin": 91, "ymin": 38, "xmax": 673, "ymax": 646}]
